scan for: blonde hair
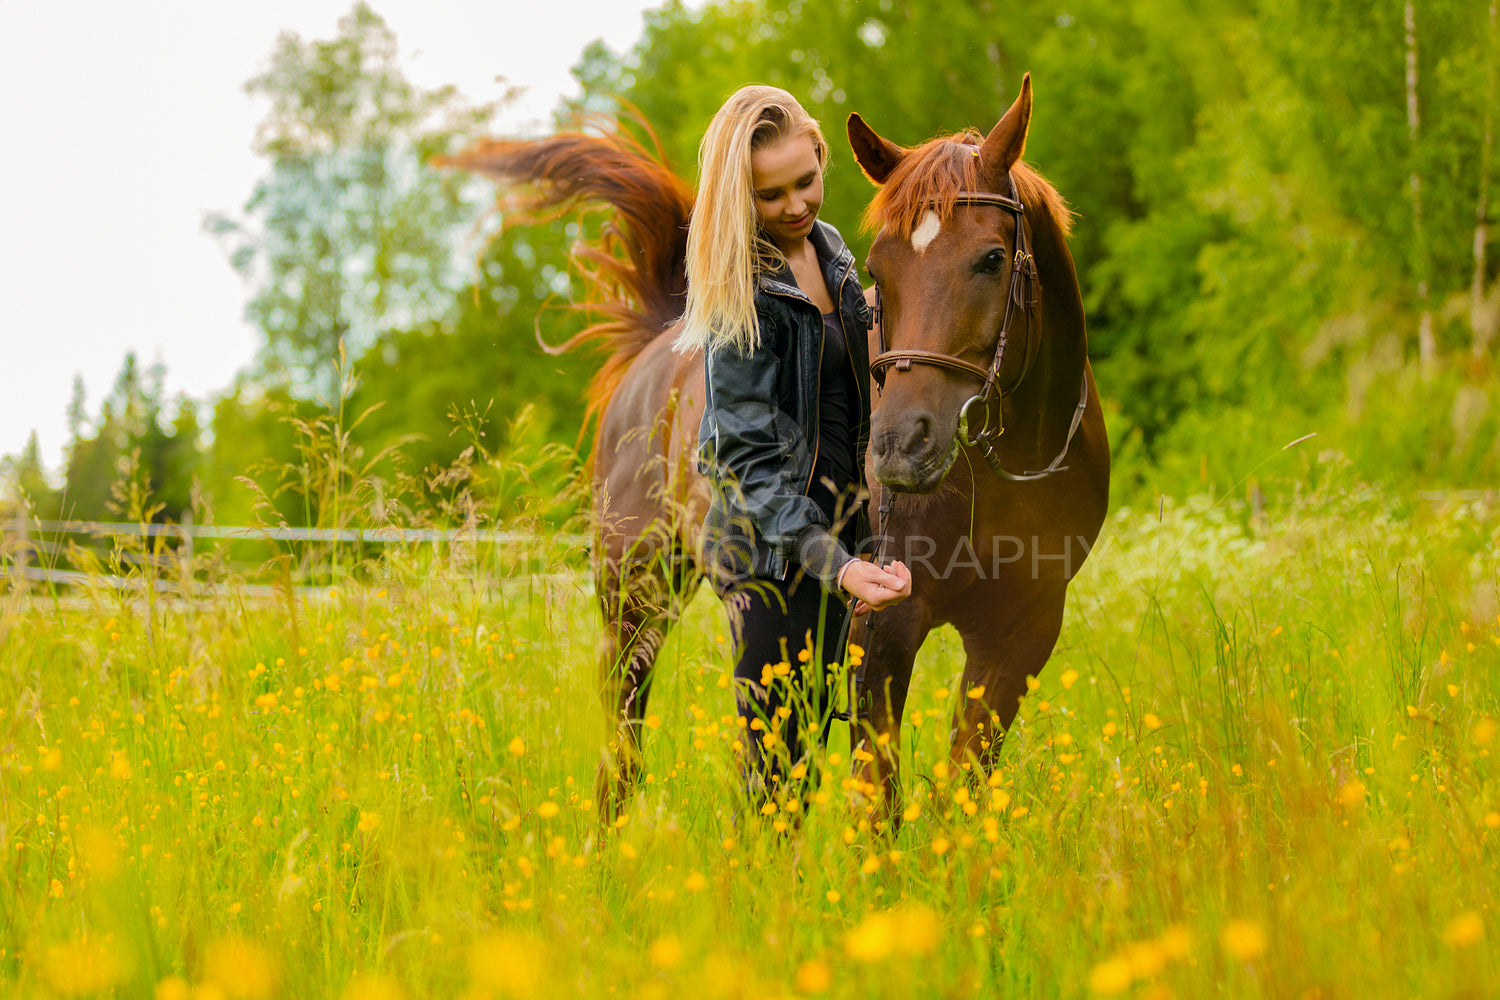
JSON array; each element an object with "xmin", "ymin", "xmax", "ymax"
[{"xmin": 673, "ymin": 85, "xmax": 828, "ymax": 356}]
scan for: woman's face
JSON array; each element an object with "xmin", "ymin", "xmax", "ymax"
[{"xmin": 750, "ymin": 134, "xmax": 823, "ymax": 252}]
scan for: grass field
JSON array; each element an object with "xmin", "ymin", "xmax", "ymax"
[{"xmin": 2, "ymin": 474, "xmax": 1497, "ymax": 998}]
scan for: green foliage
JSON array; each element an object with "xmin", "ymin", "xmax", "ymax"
[{"xmin": 571, "ymin": 0, "xmax": 1500, "ymax": 506}]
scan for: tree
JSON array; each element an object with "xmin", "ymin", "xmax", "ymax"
[
  {"xmin": 52, "ymin": 354, "xmax": 202, "ymax": 523},
  {"xmin": 207, "ymin": 2, "xmax": 498, "ymax": 395},
  {"xmin": 0, "ymin": 433, "xmax": 61, "ymax": 522}
]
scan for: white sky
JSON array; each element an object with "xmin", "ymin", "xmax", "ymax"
[{"xmin": 0, "ymin": 0, "xmax": 671, "ymax": 470}]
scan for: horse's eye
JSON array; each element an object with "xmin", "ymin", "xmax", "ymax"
[{"xmin": 977, "ymin": 249, "xmax": 1007, "ymax": 274}]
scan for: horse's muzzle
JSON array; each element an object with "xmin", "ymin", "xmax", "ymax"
[{"xmin": 870, "ymin": 411, "xmax": 958, "ymax": 492}]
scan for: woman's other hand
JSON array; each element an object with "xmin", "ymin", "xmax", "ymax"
[{"xmin": 838, "ymin": 558, "xmax": 912, "ymax": 615}]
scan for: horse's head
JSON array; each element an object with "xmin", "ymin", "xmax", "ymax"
[{"xmin": 849, "ymin": 75, "xmax": 1070, "ymax": 493}]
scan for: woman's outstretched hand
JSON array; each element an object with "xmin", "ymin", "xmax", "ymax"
[{"xmin": 838, "ymin": 558, "xmax": 912, "ymax": 615}]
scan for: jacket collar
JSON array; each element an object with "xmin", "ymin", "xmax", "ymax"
[{"xmin": 756, "ymin": 219, "xmax": 857, "ymax": 303}]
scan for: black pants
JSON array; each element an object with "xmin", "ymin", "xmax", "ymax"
[{"xmin": 726, "ymin": 565, "xmax": 850, "ymax": 801}]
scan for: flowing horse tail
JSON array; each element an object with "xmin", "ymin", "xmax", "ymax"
[{"xmin": 437, "ymin": 124, "xmax": 693, "ymax": 438}]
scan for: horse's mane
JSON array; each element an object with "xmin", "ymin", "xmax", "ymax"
[
  {"xmin": 862, "ymin": 130, "xmax": 1073, "ymax": 243},
  {"xmin": 438, "ymin": 118, "xmax": 692, "ymax": 440}
]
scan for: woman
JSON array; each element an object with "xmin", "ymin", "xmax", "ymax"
[{"xmin": 675, "ymin": 85, "xmax": 912, "ymax": 800}]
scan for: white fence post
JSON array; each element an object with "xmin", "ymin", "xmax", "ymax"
[
  {"xmin": 9, "ymin": 515, "xmax": 30, "ymax": 593},
  {"xmin": 180, "ymin": 511, "xmax": 195, "ymax": 590}
]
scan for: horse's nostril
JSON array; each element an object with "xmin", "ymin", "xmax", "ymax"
[{"xmin": 908, "ymin": 415, "xmax": 931, "ymax": 452}]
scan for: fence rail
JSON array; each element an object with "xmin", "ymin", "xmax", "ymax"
[
  {"xmin": 13, "ymin": 519, "xmax": 588, "ymax": 546},
  {"xmin": 2, "ymin": 517, "xmax": 589, "ymax": 596}
]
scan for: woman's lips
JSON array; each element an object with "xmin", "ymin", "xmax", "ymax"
[{"xmin": 784, "ymin": 212, "xmax": 812, "ymax": 228}]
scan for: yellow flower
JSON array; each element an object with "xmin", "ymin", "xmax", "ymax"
[
  {"xmin": 77, "ymin": 825, "xmax": 121, "ymax": 880},
  {"xmin": 470, "ymin": 931, "xmax": 547, "ymax": 996},
  {"xmin": 357, "ymin": 812, "xmax": 381, "ymax": 832},
  {"xmin": 845, "ymin": 906, "xmax": 939, "ymax": 962},
  {"xmin": 40, "ymin": 747, "xmax": 62, "ymax": 771},
  {"xmin": 41, "ymin": 937, "xmax": 127, "ymax": 996},
  {"xmin": 1157, "ymin": 925, "xmax": 1192, "ymax": 959},
  {"xmin": 648, "ymin": 935, "xmax": 682, "ymax": 970},
  {"xmin": 796, "ymin": 959, "xmax": 832, "ymax": 993},
  {"xmin": 109, "ymin": 752, "xmax": 133, "ymax": 781},
  {"xmin": 1219, "ymin": 920, "xmax": 1267, "ymax": 961},
  {"xmin": 1473, "ymin": 718, "xmax": 1497, "ymax": 747},
  {"xmin": 684, "ymin": 871, "xmax": 707, "ymax": 892},
  {"xmin": 536, "ymin": 802, "xmax": 560, "ymax": 819},
  {"xmin": 1060, "ymin": 669, "xmax": 1079, "ymax": 689},
  {"xmin": 202, "ymin": 936, "xmax": 279, "ymax": 999},
  {"xmin": 1142, "ymin": 713, "xmax": 1162, "ymax": 730},
  {"xmin": 508, "ymin": 737, "xmax": 526, "ymax": 757},
  {"xmin": 1337, "ymin": 781, "xmax": 1366, "ymax": 806},
  {"xmin": 1088, "ymin": 956, "xmax": 1133, "ymax": 995},
  {"xmin": 845, "ymin": 912, "xmax": 897, "ymax": 962},
  {"xmin": 1443, "ymin": 911, "xmax": 1484, "ymax": 948},
  {"xmin": 342, "ymin": 973, "xmax": 407, "ymax": 1000},
  {"xmin": 894, "ymin": 905, "xmax": 940, "ymax": 955},
  {"xmin": 155, "ymin": 975, "xmax": 192, "ymax": 1000},
  {"xmin": 1123, "ymin": 940, "xmax": 1166, "ymax": 978}
]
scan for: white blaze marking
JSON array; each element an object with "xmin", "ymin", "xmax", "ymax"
[{"xmin": 911, "ymin": 210, "xmax": 941, "ymax": 254}]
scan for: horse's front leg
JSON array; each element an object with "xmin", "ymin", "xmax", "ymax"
[
  {"xmin": 848, "ymin": 597, "xmax": 932, "ymax": 834},
  {"xmin": 950, "ymin": 581, "xmax": 1066, "ymax": 774}
]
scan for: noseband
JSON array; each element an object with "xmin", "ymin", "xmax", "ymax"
[{"xmin": 867, "ymin": 177, "xmax": 1087, "ymax": 482}]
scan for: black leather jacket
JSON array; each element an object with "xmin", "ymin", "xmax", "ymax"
[{"xmin": 698, "ymin": 220, "xmax": 873, "ymax": 590}]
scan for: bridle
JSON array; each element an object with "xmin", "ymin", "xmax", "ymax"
[{"xmin": 866, "ymin": 176, "xmax": 1088, "ymax": 483}]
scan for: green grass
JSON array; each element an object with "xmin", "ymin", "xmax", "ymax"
[{"xmin": 2, "ymin": 478, "xmax": 1497, "ymax": 999}]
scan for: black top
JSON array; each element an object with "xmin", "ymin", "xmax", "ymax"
[{"xmin": 811, "ymin": 308, "xmax": 859, "ymax": 526}]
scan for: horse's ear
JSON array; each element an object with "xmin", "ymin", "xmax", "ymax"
[
  {"xmin": 978, "ymin": 73, "xmax": 1032, "ymax": 186},
  {"xmin": 847, "ymin": 112, "xmax": 906, "ymax": 185}
]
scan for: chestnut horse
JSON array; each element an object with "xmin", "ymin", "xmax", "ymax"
[{"xmin": 444, "ymin": 75, "xmax": 1108, "ymax": 823}]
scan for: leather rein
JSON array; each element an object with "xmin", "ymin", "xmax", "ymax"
[{"xmin": 867, "ymin": 179, "xmax": 1088, "ymax": 483}]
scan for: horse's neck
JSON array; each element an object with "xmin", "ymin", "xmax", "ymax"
[{"xmin": 1002, "ymin": 238, "xmax": 1088, "ymax": 461}]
